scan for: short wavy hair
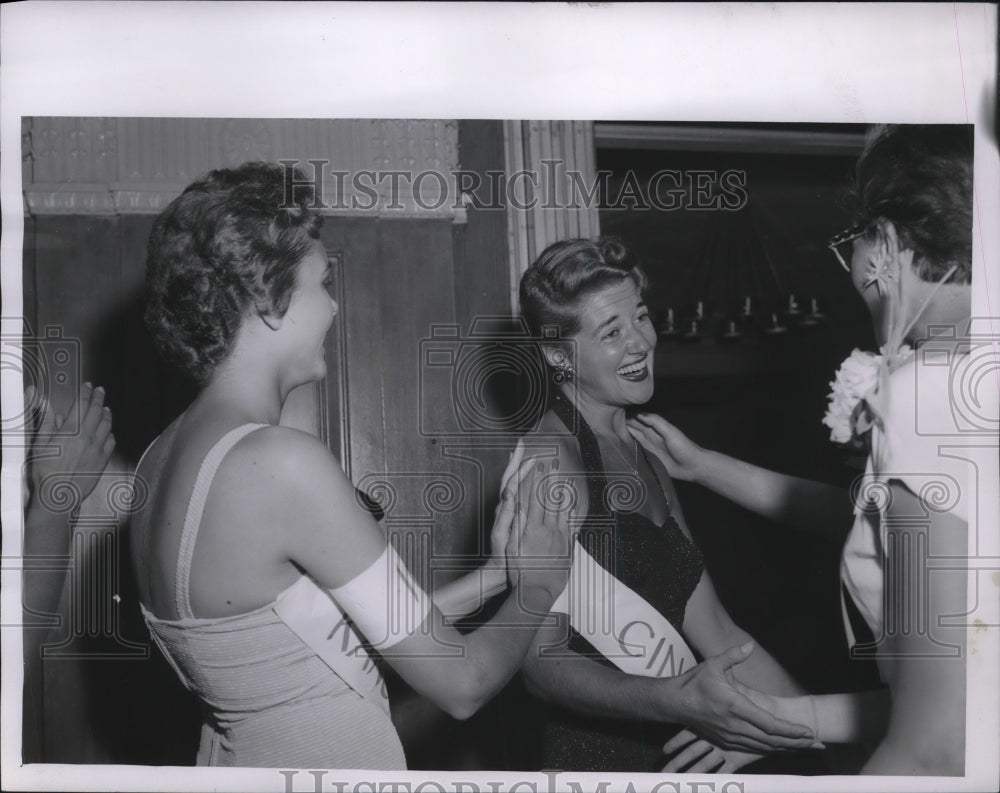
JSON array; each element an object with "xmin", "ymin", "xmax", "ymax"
[
  {"xmin": 519, "ymin": 237, "xmax": 648, "ymax": 340},
  {"xmin": 852, "ymin": 124, "xmax": 974, "ymax": 284},
  {"xmin": 144, "ymin": 162, "xmax": 322, "ymax": 384}
]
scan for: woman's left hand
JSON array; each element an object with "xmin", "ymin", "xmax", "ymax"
[{"xmin": 662, "ymin": 729, "xmax": 762, "ymax": 773}]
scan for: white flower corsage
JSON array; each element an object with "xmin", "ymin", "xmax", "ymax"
[{"xmin": 822, "ymin": 346, "xmax": 912, "ymax": 446}]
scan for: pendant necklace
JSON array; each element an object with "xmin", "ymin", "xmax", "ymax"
[{"xmin": 604, "ymin": 436, "xmax": 640, "ymax": 480}]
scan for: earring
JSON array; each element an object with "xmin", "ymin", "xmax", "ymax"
[
  {"xmin": 864, "ymin": 248, "xmax": 895, "ymax": 296},
  {"xmin": 552, "ymin": 354, "xmax": 575, "ymax": 382}
]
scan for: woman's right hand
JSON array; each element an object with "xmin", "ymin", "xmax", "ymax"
[
  {"xmin": 504, "ymin": 460, "xmax": 574, "ymax": 599},
  {"xmin": 661, "ymin": 641, "xmax": 820, "ymax": 753},
  {"xmin": 627, "ymin": 413, "xmax": 706, "ymax": 483}
]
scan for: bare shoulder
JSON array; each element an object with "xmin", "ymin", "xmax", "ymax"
[
  {"xmin": 522, "ymin": 410, "xmax": 582, "ymax": 464},
  {"xmin": 201, "ymin": 424, "xmax": 355, "ymax": 525},
  {"xmin": 521, "ymin": 409, "xmax": 588, "ymax": 508},
  {"xmin": 226, "ymin": 425, "xmax": 346, "ymax": 484},
  {"xmin": 216, "ymin": 425, "xmax": 387, "ymax": 585}
]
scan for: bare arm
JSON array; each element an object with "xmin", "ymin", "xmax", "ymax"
[
  {"xmin": 725, "ymin": 480, "xmax": 965, "ymax": 769},
  {"xmin": 861, "ymin": 482, "xmax": 967, "ymax": 774},
  {"xmin": 522, "ymin": 617, "xmax": 817, "ymax": 753},
  {"xmin": 666, "ymin": 482, "xmax": 806, "ymax": 699},
  {"xmin": 682, "ymin": 572, "xmax": 807, "ymax": 698},
  {"xmin": 262, "ymin": 430, "xmax": 572, "ymax": 721},
  {"xmin": 431, "ymin": 560, "xmax": 507, "ymax": 623},
  {"xmin": 629, "ymin": 413, "xmax": 852, "ymax": 540}
]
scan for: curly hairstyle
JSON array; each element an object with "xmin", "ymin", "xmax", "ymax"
[
  {"xmin": 852, "ymin": 124, "xmax": 974, "ymax": 284},
  {"xmin": 144, "ymin": 162, "xmax": 323, "ymax": 384},
  {"xmin": 519, "ymin": 237, "xmax": 648, "ymax": 340}
]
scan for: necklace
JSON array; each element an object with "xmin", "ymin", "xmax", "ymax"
[{"xmin": 602, "ymin": 435, "xmax": 640, "ymax": 479}]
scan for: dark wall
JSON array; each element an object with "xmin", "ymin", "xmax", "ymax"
[{"xmin": 26, "ymin": 213, "xmax": 199, "ymax": 765}]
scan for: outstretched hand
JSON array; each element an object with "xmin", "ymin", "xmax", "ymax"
[
  {"xmin": 25, "ymin": 382, "xmax": 115, "ymax": 512},
  {"xmin": 668, "ymin": 641, "xmax": 820, "ymax": 753},
  {"xmin": 626, "ymin": 413, "xmax": 705, "ymax": 482},
  {"xmin": 490, "ymin": 440, "xmax": 529, "ymax": 563},
  {"xmin": 499, "ymin": 455, "xmax": 575, "ymax": 598}
]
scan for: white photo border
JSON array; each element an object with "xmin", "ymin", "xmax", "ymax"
[{"xmin": 2, "ymin": 3, "xmax": 997, "ymax": 792}]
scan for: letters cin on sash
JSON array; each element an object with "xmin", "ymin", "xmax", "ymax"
[{"xmin": 618, "ymin": 619, "xmax": 688, "ymax": 677}]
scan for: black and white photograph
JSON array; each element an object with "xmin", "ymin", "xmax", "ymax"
[{"xmin": 2, "ymin": 4, "xmax": 998, "ymax": 793}]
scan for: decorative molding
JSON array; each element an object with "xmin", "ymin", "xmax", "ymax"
[
  {"xmin": 22, "ymin": 118, "xmax": 465, "ymax": 221},
  {"xmin": 503, "ymin": 120, "xmax": 600, "ymax": 312},
  {"xmin": 110, "ymin": 182, "xmax": 188, "ymax": 214},
  {"xmin": 24, "ymin": 184, "xmax": 117, "ymax": 216}
]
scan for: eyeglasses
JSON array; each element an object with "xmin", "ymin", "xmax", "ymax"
[{"xmin": 826, "ymin": 222, "xmax": 871, "ymax": 272}]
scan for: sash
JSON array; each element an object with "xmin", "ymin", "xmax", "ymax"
[
  {"xmin": 551, "ymin": 541, "xmax": 697, "ymax": 678},
  {"xmin": 273, "ymin": 574, "xmax": 391, "ymax": 715}
]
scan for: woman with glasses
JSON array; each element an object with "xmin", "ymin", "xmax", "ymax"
[{"xmin": 629, "ymin": 124, "xmax": 987, "ymax": 774}]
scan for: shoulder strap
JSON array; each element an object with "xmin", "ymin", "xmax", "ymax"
[
  {"xmin": 175, "ymin": 424, "xmax": 268, "ymax": 619},
  {"xmin": 550, "ymin": 392, "xmax": 611, "ymax": 517}
]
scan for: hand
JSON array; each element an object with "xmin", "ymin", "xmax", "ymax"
[
  {"xmin": 25, "ymin": 382, "xmax": 115, "ymax": 512},
  {"xmin": 505, "ymin": 460, "xmax": 574, "ymax": 599},
  {"xmin": 665, "ymin": 641, "xmax": 819, "ymax": 753},
  {"xmin": 662, "ymin": 729, "xmax": 762, "ymax": 773},
  {"xmin": 489, "ymin": 440, "xmax": 529, "ymax": 563},
  {"xmin": 626, "ymin": 413, "xmax": 705, "ymax": 483}
]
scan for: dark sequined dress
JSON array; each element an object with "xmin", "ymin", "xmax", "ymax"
[{"xmin": 539, "ymin": 394, "xmax": 705, "ymax": 772}]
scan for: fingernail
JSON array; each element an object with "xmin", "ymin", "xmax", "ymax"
[
  {"xmin": 811, "ymin": 741, "xmax": 825, "ymax": 750},
  {"xmin": 502, "ymin": 489, "xmax": 511, "ymax": 501},
  {"xmin": 740, "ymin": 641, "xmax": 753, "ymax": 652},
  {"xmin": 95, "ymin": 386, "xmax": 104, "ymax": 394},
  {"xmin": 84, "ymin": 382, "xmax": 92, "ymax": 389}
]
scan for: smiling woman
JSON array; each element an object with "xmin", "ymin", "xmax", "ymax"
[
  {"xmin": 516, "ymin": 237, "xmax": 821, "ymax": 773},
  {"xmin": 130, "ymin": 161, "xmax": 576, "ymax": 769}
]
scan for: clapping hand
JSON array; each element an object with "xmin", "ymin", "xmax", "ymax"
[
  {"xmin": 627, "ymin": 413, "xmax": 705, "ymax": 483},
  {"xmin": 24, "ymin": 382, "xmax": 115, "ymax": 513}
]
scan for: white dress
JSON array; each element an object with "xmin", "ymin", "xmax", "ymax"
[{"xmin": 839, "ymin": 344, "xmax": 995, "ymax": 649}]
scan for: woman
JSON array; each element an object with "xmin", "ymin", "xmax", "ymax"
[
  {"xmin": 629, "ymin": 124, "xmax": 984, "ymax": 774},
  {"xmin": 131, "ymin": 162, "xmax": 572, "ymax": 769},
  {"xmin": 517, "ymin": 237, "xmax": 822, "ymax": 773}
]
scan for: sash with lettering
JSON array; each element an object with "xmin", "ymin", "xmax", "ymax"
[
  {"xmin": 550, "ymin": 540, "xmax": 697, "ymax": 678},
  {"xmin": 273, "ymin": 575, "xmax": 390, "ymax": 715}
]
